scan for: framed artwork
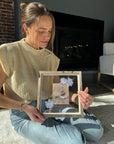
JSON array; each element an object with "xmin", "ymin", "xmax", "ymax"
[{"xmin": 37, "ymin": 71, "xmax": 83, "ymax": 117}]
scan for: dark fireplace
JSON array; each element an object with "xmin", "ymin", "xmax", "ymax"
[{"xmin": 51, "ymin": 11, "xmax": 104, "ymax": 70}]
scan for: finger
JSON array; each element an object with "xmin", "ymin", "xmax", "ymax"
[
  {"xmin": 78, "ymin": 92, "xmax": 87, "ymax": 105},
  {"xmin": 78, "ymin": 91, "xmax": 92, "ymax": 101},
  {"xmin": 79, "ymin": 98, "xmax": 87, "ymax": 109},
  {"xmin": 33, "ymin": 117, "xmax": 45, "ymax": 123},
  {"xmin": 83, "ymin": 88, "xmax": 94, "ymax": 102},
  {"xmin": 35, "ymin": 113, "xmax": 45, "ymax": 121},
  {"xmin": 78, "ymin": 91, "xmax": 93, "ymax": 109},
  {"xmin": 83, "ymin": 88, "xmax": 93, "ymax": 103},
  {"xmin": 32, "ymin": 111, "xmax": 46, "ymax": 123},
  {"xmin": 84, "ymin": 87, "xmax": 89, "ymax": 93},
  {"xmin": 79, "ymin": 97, "xmax": 90, "ymax": 110},
  {"xmin": 80, "ymin": 93, "xmax": 93, "ymax": 105},
  {"xmin": 78, "ymin": 91, "xmax": 89, "ymax": 101},
  {"xmin": 34, "ymin": 109, "xmax": 46, "ymax": 121},
  {"xmin": 78, "ymin": 93, "xmax": 86, "ymax": 103}
]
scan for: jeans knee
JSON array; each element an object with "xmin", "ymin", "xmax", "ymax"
[
  {"xmin": 57, "ymin": 124, "xmax": 85, "ymax": 144},
  {"xmin": 86, "ymin": 126, "xmax": 104, "ymax": 142},
  {"xmin": 94, "ymin": 126, "xmax": 104, "ymax": 141}
]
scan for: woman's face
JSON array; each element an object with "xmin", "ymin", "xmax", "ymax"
[{"xmin": 25, "ymin": 15, "xmax": 52, "ymax": 49}]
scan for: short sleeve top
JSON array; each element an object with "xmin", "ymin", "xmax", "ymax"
[{"xmin": 0, "ymin": 39, "xmax": 60, "ymax": 103}]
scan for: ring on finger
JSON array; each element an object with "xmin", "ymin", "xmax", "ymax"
[{"xmin": 86, "ymin": 100, "xmax": 90, "ymax": 105}]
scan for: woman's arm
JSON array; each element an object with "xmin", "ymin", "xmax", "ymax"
[
  {"xmin": 53, "ymin": 75, "xmax": 93, "ymax": 109},
  {"xmin": 0, "ymin": 63, "xmax": 24, "ymax": 110},
  {"xmin": 0, "ymin": 64, "xmax": 45, "ymax": 123},
  {"xmin": 70, "ymin": 87, "xmax": 94, "ymax": 109}
]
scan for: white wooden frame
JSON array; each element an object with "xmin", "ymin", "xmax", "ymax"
[{"xmin": 37, "ymin": 71, "xmax": 83, "ymax": 117}]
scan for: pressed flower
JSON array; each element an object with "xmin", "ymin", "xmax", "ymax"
[
  {"xmin": 60, "ymin": 77, "xmax": 73, "ymax": 86},
  {"xmin": 60, "ymin": 78, "xmax": 68, "ymax": 86},
  {"xmin": 45, "ymin": 99, "xmax": 54, "ymax": 109},
  {"xmin": 68, "ymin": 78, "xmax": 73, "ymax": 86}
]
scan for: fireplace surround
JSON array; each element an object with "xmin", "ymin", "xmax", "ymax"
[{"xmin": 51, "ymin": 11, "xmax": 104, "ymax": 70}]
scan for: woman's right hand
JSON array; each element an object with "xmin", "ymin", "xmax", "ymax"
[{"xmin": 22, "ymin": 104, "xmax": 46, "ymax": 123}]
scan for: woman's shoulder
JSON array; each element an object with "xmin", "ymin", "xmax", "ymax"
[
  {"xmin": 0, "ymin": 40, "xmax": 21, "ymax": 51},
  {"xmin": 45, "ymin": 49, "xmax": 60, "ymax": 60},
  {"xmin": 44, "ymin": 48, "xmax": 53, "ymax": 54}
]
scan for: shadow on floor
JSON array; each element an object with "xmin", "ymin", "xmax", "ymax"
[
  {"xmin": 88, "ymin": 105, "xmax": 114, "ymax": 144},
  {"xmin": 83, "ymin": 83, "xmax": 112, "ymax": 96}
]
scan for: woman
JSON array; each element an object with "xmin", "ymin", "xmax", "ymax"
[{"xmin": 0, "ymin": 2, "xmax": 103, "ymax": 144}]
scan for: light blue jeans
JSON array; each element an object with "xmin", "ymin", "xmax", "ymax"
[{"xmin": 9, "ymin": 101, "xmax": 103, "ymax": 144}]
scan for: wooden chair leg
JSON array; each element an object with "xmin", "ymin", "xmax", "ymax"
[
  {"xmin": 97, "ymin": 63, "xmax": 101, "ymax": 83},
  {"xmin": 97, "ymin": 63, "xmax": 114, "ymax": 92}
]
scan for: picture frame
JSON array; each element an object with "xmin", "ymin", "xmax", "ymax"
[{"xmin": 37, "ymin": 71, "xmax": 83, "ymax": 117}]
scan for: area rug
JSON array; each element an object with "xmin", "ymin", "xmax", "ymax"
[{"xmin": 0, "ymin": 93, "xmax": 114, "ymax": 144}]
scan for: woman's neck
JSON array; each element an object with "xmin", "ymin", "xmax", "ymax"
[{"xmin": 24, "ymin": 38, "xmax": 42, "ymax": 50}]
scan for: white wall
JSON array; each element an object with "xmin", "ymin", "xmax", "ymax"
[{"xmin": 17, "ymin": 0, "xmax": 114, "ymax": 42}]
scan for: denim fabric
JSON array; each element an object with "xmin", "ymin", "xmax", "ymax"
[{"xmin": 9, "ymin": 101, "xmax": 103, "ymax": 144}]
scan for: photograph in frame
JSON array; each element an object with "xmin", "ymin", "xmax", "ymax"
[{"xmin": 37, "ymin": 71, "xmax": 83, "ymax": 117}]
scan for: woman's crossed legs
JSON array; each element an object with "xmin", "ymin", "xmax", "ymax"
[{"xmin": 9, "ymin": 101, "xmax": 103, "ymax": 144}]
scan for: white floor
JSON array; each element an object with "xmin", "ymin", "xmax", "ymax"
[
  {"xmin": 87, "ymin": 93, "xmax": 114, "ymax": 144},
  {"xmin": 0, "ymin": 92, "xmax": 114, "ymax": 144}
]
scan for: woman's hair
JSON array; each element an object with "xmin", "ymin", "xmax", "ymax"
[{"xmin": 20, "ymin": 2, "xmax": 55, "ymax": 51}]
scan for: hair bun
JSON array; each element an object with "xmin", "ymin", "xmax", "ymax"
[{"xmin": 20, "ymin": 2, "xmax": 28, "ymax": 11}]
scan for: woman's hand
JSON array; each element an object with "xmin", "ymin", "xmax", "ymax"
[
  {"xmin": 22, "ymin": 104, "xmax": 46, "ymax": 123},
  {"xmin": 71, "ymin": 87, "xmax": 94, "ymax": 109},
  {"xmin": 78, "ymin": 87, "xmax": 94, "ymax": 109}
]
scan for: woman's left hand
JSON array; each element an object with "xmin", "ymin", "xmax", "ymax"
[{"xmin": 78, "ymin": 87, "xmax": 94, "ymax": 109}]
